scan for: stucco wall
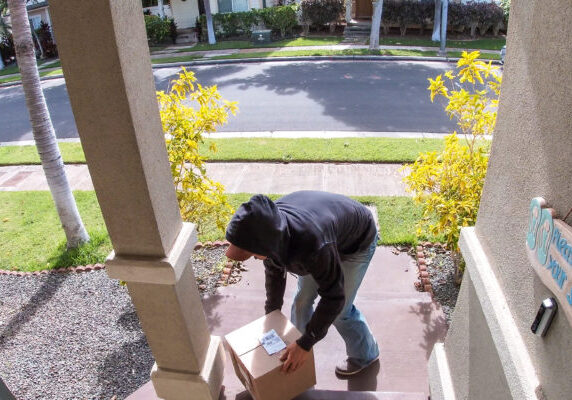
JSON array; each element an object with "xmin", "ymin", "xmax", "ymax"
[
  {"xmin": 475, "ymin": 0, "xmax": 572, "ymax": 398},
  {"xmin": 467, "ymin": 282, "xmax": 511, "ymax": 399},
  {"xmin": 170, "ymin": 0, "xmax": 200, "ymax": 29}
]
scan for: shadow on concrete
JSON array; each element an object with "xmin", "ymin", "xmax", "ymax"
[
  {"xmin": 201, "ymin": 292, "xmax": 225, "ymax": 331},
  {"xmin": 408, "ymin": 301, "xmax": 447, "ymax": 359}
]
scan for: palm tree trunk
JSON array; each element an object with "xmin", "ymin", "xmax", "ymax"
[
  {"xmin": 8, "ymin": 0, "xmax": 89, "ymax": 248},
  {"xmin": 369, "ymin": 0, "xmax": 383, "ymax": 50},
  {"xmin": 31, "ymin": 23, "xmax": 44, "ymax": 59},
  {"xmin": 203, "ymin": 0, "xmax": 216, "ymax": 44},
  {"xmin": 432, "ymin": 0, "xmax": 441, "ymax": 42}
]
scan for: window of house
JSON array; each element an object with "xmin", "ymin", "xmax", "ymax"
[
  {"xmin": 29, "ymin": 16, "xmax": 42, "ymax": 30},
  {"xmin": 142, "ymin": 0, "xmax": 171, "ymax": 7},
  {"xmin": 217, "ymin": 0, "xmax": 249, "ymax": 13}
]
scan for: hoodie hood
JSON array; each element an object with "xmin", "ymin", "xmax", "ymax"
[{"xmin": 225, "ymin": 194, "xmax": 289, "ymax": 259}]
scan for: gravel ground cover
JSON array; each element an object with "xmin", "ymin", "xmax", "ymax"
[
  {"xmin": 423, "ymin": 245, "xmax": 461, "ymax": 325},
  {"xmin": 0, "ymin": 248, "xmax": 228, "ymax": 400}
]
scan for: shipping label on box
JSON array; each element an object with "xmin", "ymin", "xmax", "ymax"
[{"xmin": 224, "ymin": 310, "xmax": 316, "ymax": 400}]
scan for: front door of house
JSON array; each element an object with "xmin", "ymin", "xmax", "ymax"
[{"xmin": 355, "ymin": 0, "xmax": 373, "ymax": 19}]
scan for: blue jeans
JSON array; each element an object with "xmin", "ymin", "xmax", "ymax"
[{"xmin": 291, "ymin": 236, "xmax": 380, "ymax": 367}]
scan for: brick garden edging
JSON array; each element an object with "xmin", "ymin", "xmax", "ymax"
[
  {"xmin": 0, "ymin": 240, "xmax": 234, "ymax": 278},
  {"xmin": 0, "ymin": 263, "xmax": 106, "ymax": 276},
  {"xmin": 414, "ymin": 242, "xmax": 447, "ymax": 295}
]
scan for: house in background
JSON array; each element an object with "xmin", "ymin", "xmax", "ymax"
[
  {"xmin": 5, "ymin": 0, "xmax": 275, "ymax": 36},
  {"xmin": 2, "ymin": 1, "xmax": 51, "ymax": 30},
  {"xmin": 25, "ymin": 0, "xmax": 50, "ymax": 29},
  {"xmin": 157, "ymin": 0, "xmax": 274, "ymax": 30}
]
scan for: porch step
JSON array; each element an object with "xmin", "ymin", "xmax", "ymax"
[
  {"xmin": 344, "ymin": 22, "xmax": 372, "ymax": 37},
  {"xmin": 175, "ymin": 28, "xmax": 197, "ymax": 44},
  {"xmin": 293, "ymin": 390, "xmax": 427, "ymax": 400}
]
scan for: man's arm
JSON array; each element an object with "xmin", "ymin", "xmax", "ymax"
[
  {"xmin": 263, "ymin": 258, "xmax": 287, "ymax": 314},
  {"xmin": 296, "ymin": 244, "xmax": 345, "ymax": 351}
]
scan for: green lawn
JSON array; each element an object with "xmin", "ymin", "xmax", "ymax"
[
  {"xmin": 174, "ymin": 36, "xmax": 505, "ymax": 53},
  {"xmin": 203, "ymin": 137, "xmax": 445, "ymax": 163},
  {"xmin": 0, "ymin": 142, "xmax": 87, "ymax": 165},
  {"xmin": 152, "ymin": 47, "xmax": 500, "ymax": 64},
  {"xmin": 0, "ymin": 67, "xmax": 64, "ymax": 84},
  {"xmin": 175, "ymin": 36, "xmax": 345, "ymax": 53},
  {"xmin": 448, "ymin": 51, "xmax": 500, "ymax": 60},
  {"xmin": 152, "ymin": 55, "xmax": 204, "ymax": 64},
  {"xmin": 0, "ymin": 191, "xmax": 431, "ymax": 271},
  {"xmin": 209, "ymin": 48, "xmax": 439, "ymax": 60},
  {"xmin": 0, "ymin": 137, "xmax": 447, "ymax": 165},
  {"xmin": 377, "ymin": 36, "xmax": 506, "ymax": 51},
  {"xmin": 0, "ymin": 64, "xmax": 20, "ymax": 77}
]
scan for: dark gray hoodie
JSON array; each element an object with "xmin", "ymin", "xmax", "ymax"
[{"xmin": 226, "ymin": 191, "xmax": 376, "ymax": 350}]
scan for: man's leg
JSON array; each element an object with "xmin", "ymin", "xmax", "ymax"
[
  {"xmin": 291, "ymin": 275, "xmax": 318, "ymax": 333},
  {"xmin": 333, "ymin": 237, "xmax": 379, "ymax": 371}
]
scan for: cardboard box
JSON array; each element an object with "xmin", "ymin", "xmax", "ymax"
[{"xmin": 225, "ymin": 310, "xmax": 316, "ymax": 400}]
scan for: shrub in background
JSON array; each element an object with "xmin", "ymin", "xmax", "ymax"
[
  {"xmin": 415, "ymin": 0, "xmax": 435, "ymax": 35},
  {"xmin": 157, "ymin": 68, "xmax": 238, "ymax": 233},
  {"xmin": 500, "ymin": 0, "xmax": 510, "ymax": 24},
  {"xmin": 145, "ymin": 14, "xmax": 173, "ymax": 44},
  {"xmin": 257, "ymin": 5, "xmax": 298, "ymax": 38},
  {"xmin": 197, "ymin": 5, "xmax": 299, "ymax": 40},
  {"xmin": 0, "ymin": 33, "xmax": 15, "ymax": 64},
  {"xmin": 35, "ymin": 21, "xmax": 57, "ymax": 58},
  {"xmin": 403, "ymin": 51, "xmax": 501, "ymax": 270},
  {"xmin": 300, "ymin": 0, "xmax": 344, "ymax": 30}
]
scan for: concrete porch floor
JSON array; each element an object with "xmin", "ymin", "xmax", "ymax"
[{"xmin": 128, "ymin": 246, "xmax": 447, "ymax": 399}]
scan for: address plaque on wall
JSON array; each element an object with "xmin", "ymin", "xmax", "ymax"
[{"xmin": 527, "ymin": 197, "xmax": 572, "ymax": 327}]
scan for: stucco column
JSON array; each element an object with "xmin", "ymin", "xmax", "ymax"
[
  {"xmin": 428, "ymin": 1, "xmax": 572, "ymax": 399},
  {"xmin": 48, "ymin": 1, "xmax": 224, "ymax": 399},
  {"xmin": 346, "ymin": 0, "xmax": 353, "ymax": 23}
]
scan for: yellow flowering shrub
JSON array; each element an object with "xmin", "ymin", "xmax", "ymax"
[
  {"xmin": 403, "ymin": 51, "xmax": 501, "ymax": 251},
  {"xmin": 158, "ymin": 67, "xmax": 238, "ymax": 234}
]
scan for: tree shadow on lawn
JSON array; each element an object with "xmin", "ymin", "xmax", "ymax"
[{"xmin": 191, "ymin": 60, "xmax": 457, "ymax": 133}]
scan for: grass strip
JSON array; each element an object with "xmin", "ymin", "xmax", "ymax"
[
  {"xmin": 175, "ymin": 37, "xmax": 345, "ymax": 53},
  {"xmin": 0, "ymin": 138, "xmax": 446, "ymax": 165},
  {"xmin": 377, "ymin": 37, "xmax": 506, "ymax": 51},
  {"xmin": 0, "ymin": 68, "xmax": 64, "ymax": 84},
  {"xmin": 152, "ymin": 55, "xmax": 204, "ymax": 64},
  {"xmin": 202, "ymin": 137, "xmax": 445, "ymax": 163},
  {"xmin": 447, "ymin": 51, "xmax": 500, "ymax": 60},
  {"xmin": 0, "ymin": 64, "xmax": 20, "ymax": 77},
  {"xmin": 0, "ymin": 142, "xmax": 86, "ymax": 165},
  {"xmin": 175, "ymin": 36, "xmax": 506, "ymax": 53},
  {"xmin": 0, "ymin": 191, "xmax": 435, "ymax": 271},
  {"xmin": 209, "ymin": 48, "xmax": 439, "ymax": 60}
]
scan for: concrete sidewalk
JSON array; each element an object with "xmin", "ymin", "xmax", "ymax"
[{"xmin": 0, "ymin": 162, "xmax": 410, "ymax": 196}]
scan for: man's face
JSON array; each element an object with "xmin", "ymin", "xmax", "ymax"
[{"xmin": 225, "ymin": 243, "xmax": 267, "ymax": 262}]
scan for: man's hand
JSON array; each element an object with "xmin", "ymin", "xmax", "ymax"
[{"xmin": 280, "ymin": 342, "xmax": 309, "ymax": 374}]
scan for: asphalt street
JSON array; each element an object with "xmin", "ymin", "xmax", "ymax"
[{"xmin": 0, "ymin": 60, "xmax": 458, "ymax": 142}]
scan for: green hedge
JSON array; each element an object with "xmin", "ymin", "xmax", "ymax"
[
  {"xmin": 381, "ymin": 0, "xmax": 505, "ymax": 37},
  {"xmin": 300, "ymin": 0, "xmax": 345, "ymax": 29},
  {"xmin": 145, "ymin": 14, "xmax": 177, "ymax": 44},
  {"xmin": 197, "ymin": 5, "xmax": 298, "ymax": 40},
  {"xmin": 196, "ymin": 0, "xmax": 505, "ymax": 42}
]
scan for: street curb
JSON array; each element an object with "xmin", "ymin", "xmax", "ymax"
[
  {"xmin": 0, "ymin": 55, "xmax": 502, "ymax": 88},
  {"xmin": 151, "ymin": 55, "xmax": 469, "ymax": 69}
]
